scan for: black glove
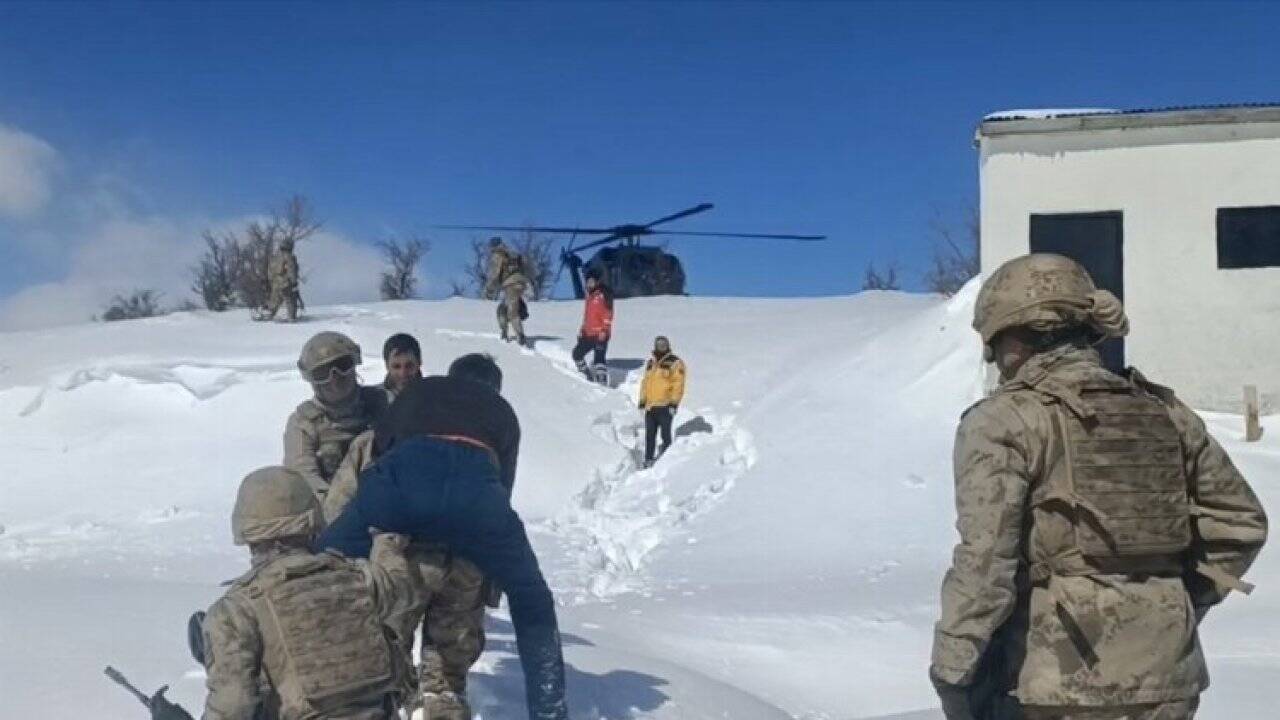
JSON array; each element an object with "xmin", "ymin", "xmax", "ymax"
[
  {"xmin": 150, "ymin": 687, "xmax": 195, "ymax": 720},
  {"xmin": 669, "ymin": 405, "xmax": 678, "ymax": 417},
  {"xmin": 638, "ymin": 401, "xmax": 645, "ymax": 410},
  {"xmin": 930, "ymin": 670, "xmax": 975, "ymax": 720}
]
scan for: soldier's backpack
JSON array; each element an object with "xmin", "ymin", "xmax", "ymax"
[{"xmin": 248, "ymin": 554, "xmax": 400, "ymax": 715}]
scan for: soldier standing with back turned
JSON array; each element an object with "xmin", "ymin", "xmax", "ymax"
[
  {"xmin": 930, "ymin": 253, "xmax": 1267, "ymax": 720},
  {"xmin": 484, "ymin": 237, "xmax": 529, "ymax": 346},
  {"xmin": 200, "ymin": 466, "xmax": 420, "ymax": 720}
]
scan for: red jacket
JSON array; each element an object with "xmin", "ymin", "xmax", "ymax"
[{"xmin": 579, "ymin": 286, "xmax": 614, "ymax": 340}]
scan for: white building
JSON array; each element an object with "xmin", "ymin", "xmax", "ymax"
[{"xmin": 977, "ymin": 105, "xmax": 1280, "ymax": 412}]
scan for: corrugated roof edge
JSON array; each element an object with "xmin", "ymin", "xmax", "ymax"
[
  {"xmin": 985, "ymin": 102, "xmax": 1280, "ymax": 123},
  {"xmin": 978, "ymin": 103, "xmax": 1280, "ymax": 138}
]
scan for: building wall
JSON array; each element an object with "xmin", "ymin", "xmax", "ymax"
[{"xmin": 979, "ymin": 121, "xmax": 1280, "ymax": 412}]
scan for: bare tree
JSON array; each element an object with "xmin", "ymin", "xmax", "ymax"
[
  {"xmin": 100, "ymin": 289, "xmax": 165, "ymax": 322},
  {"xmin": 510, "ymin": 228, "xmax": 556, "ymax": 300},
  {"xmin": 378, "ymin": 236, "xmax": 429, "ymax": 300},
  {"xmin": 862, "ymin": 261, "xmax": 901, "ymax": 291},
  {"xmin": 923, "ymin": 205, "xmax": 980, "ymax": 296},
  {"xmin": 455, "ymin": 237, "xmax": 491, "ymax": 299},
  {"xmin": 191, "ymin": 231, "xmax": 241, "ymax": 311}
]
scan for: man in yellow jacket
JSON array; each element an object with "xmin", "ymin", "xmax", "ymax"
[{"xmin": 637, "ymin": 335, "xmax": 686, "ymax": 468}]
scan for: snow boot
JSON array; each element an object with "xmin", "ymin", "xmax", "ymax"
[
  {"xmin": 421, "ymin": 690, "xmax": 470, "ymax": 720},
  {"xmin": 591, "ymin": 363, "xmax": 608, "ymax": 385}
]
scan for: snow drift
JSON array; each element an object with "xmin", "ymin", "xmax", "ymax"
[{"xmin": 0, "ymin": 285, "xmax": 1275, "ymax": 719}]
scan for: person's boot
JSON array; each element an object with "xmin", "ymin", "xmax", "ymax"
[
  {"xmin": 591, "ymin": 364, "xmax": 609, "ymax": 385},
  {"xmin": 517, "ymin": 332, "xmax": 528, "ymax": 347},
  {"xmin": 575, "ymin": 359, "xmax": 590, "ymax": 378},
  {"xmin": 422, "ymin": 690, "xmax": 470, "ymax": 720}
]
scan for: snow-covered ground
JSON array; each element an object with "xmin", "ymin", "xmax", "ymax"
[{"xmin": 0, "ymin": 286, "xmax": 1275, "ymax": 719}]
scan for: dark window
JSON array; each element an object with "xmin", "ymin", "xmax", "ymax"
[
  {"xmin": 1217, "ymin": 206, "xmax": 1280, "ymax": 269},
  {"xmin": 1030, "ymin": 211, "xmax": 1125, "ymax": 373}
]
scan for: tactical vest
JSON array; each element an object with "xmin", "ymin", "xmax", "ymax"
[
  {"xmin": 301, "ymin": 390, "xmax": 385, "ymax": 483},
  {"xmin": 243, "ymin": 553, "xmax": 399, "ymax": 718},
  {"xmin": 1027, "ymin": 371, "xmax": 1192, "ymax": 580}
]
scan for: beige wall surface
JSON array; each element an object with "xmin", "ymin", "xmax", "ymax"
[{"xmin": 979, "ymin": 121, "xmax": 1280, "ymax": 412}]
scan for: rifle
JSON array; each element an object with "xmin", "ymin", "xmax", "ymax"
[{"xmin": 104, "ymin": 666, "xmax": 195, "ymax": 720}]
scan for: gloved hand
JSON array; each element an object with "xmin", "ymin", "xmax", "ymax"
[
  {"xmin": 150, "ymin": 687, "xmax": 195, "ymax": 720},
  {"xmin": 638, "ymin": 401, "xmax": 645, "ymax": 410},
  {"xmin": 668, "ymin": 405, "xmax": 678, "ymax": 417},
  {"xmin": 930, "ymin": 670, "xmax": 975, "ymax": 720}
]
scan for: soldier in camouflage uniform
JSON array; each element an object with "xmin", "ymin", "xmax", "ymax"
[
  {"xmin": 260, "ymin": 238, "xmax": 301, "ymax": 322},
  {"xmin": 484, "ymin": 237, "xmax": 529, "ymax": 346},
  {"xmin": 284, "ymin": 332, "xmax": 388, "ymax": 499},
  {"xmin": 200, "ymin": 466, "xmax": 421, "ymax": 720},
  {"xmin": 931, "ymin": 254, "xmax": 1268, "ymax": 720}
]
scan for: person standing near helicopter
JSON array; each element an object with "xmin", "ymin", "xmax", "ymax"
[{"xmin": 571, "ymin": 270, "xmax": 614, "ymax": 384}]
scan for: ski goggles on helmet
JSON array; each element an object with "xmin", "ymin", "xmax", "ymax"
[{"xmin": 307, "ymin": 355, "xmax": 357, "ymax": 384}]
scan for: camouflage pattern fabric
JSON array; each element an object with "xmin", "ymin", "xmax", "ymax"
[
  {"xmin": 264, "ymin": 248, "xmax": 301, "ymax": 321},
  {"xmin": 322, "ymin": 433, "xmax": 491, "ymax": 715},
  {"xmin": 284, "ymin": 387, "xmax": 387, "ymax": 498},
  {"xmin": 931, "ymin": 344, "xmax": 1267, "ymax": 709},
  {"xmin": 201, "ymin": 535, "xmax": 420, "ymax": 720},
  {"xmin": 1021, "ymin": 697, "xmax": 1199, "ymax": 720},
  {"xmin": 499, "ymin": 282, "xmax": 527, "ymax": 341}
]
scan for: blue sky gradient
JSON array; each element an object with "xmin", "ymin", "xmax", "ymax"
[{"xmin": 1, "ymin": 0, "xmax": 1278, "ymax": 320}]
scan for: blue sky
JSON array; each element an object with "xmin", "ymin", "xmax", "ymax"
[{"xmin": 0, "ymin": 0, "xmax": 1277, "ymax": 327}]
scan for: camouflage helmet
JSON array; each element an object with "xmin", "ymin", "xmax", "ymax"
[
  {"xmin": 297, "ymin": 331, "xmax": 362, "ymax": 376},
  {"xmin": 973, "ymin": 253, "xmax": 1129, "ymax": 346},
  {"xmin": 231, "ymin": 466, "xmax": 321, "ymax": 545}
]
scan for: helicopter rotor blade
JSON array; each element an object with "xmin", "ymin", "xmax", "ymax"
[
  {"xmin": 643, "ymin": 203, "xmax": 714, "ymax": 229},
  {"xmin": 564, "ymin": 231, "xmax": 630, "ymax": 254},
  {"xmin": 433, "ymin": 224, "xmax": 616, "ymax": 235},
  {"xmin": 647, "ymin": 230, "xmax": 826, "ymax": 241}
]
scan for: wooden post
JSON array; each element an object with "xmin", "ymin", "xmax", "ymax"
[{"xmin": 1244, "ymin": 385, "xmax": 1263, "ymax": 442}]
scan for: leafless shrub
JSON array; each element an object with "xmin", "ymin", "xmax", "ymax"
[{"xmin": 378, "ymin": 236, "xmax": 428, "ymax": 300}]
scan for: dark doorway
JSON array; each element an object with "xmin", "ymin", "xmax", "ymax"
[{"xmin": 1029, "ymin": 212, "xmax": 1125, "ymax": 373}]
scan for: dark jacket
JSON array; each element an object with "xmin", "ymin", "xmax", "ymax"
[
  {"xmin": 315, "ymin": 437, "xmax": 565, "ymax": 720},
  {"xmin": 373, "ymin": 375, "xmax": 520, "ymax": 495}
]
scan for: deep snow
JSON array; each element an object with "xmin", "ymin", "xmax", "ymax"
[{"xmin": 0, "ymin": 286, "xmax": 1275, "ymax": 719}]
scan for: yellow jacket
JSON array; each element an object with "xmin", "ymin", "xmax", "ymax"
[{"xmin": 639, "ymin": 352, "xmax": 686, "ymax": 409}]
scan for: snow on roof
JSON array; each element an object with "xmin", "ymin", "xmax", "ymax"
[{"xmin": 984, "ymin": 108, "xmax": 1119, "ymax": 121}]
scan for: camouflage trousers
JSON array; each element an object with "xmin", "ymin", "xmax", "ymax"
[
  {"xmin": 264, "ymin": 284, "xmax": 299, "ymax": 321},
  {"xmin": 404, "ymin": 547, "xmax": 487, "ymax": 716},
  {"xmin": 1021, "ymin": 697, "xmax": 1199, "ymax": 720},
  {"xmin": 497, "ymin": 283, "xmax": 526, "ymax": 341}
]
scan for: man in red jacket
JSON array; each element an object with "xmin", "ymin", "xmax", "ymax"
[{"xmin": 571, "ymin": 271, "xmax": 614, "ymax": 385}]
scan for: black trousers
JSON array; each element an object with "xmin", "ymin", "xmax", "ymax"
[
  {"xmin": 644, "ymin": 407, "xmax": 674, "ymax": 462},
  {"xmin": 571, "ymin": 336, "xmax": 608, "ymax": 368}
]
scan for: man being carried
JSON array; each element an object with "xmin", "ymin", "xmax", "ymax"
[
  {"xmin": 571, "ymin": 271, "xmax": 613, "ymax": 384},
  {"xmin": 318, "ymin": 354, "xmax": 566, "ymax": 720}
]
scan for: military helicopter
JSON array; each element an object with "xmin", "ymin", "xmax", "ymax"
[{"xmin": 438, "ymin": 203, "xmax": 825, "ymax": 299}]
